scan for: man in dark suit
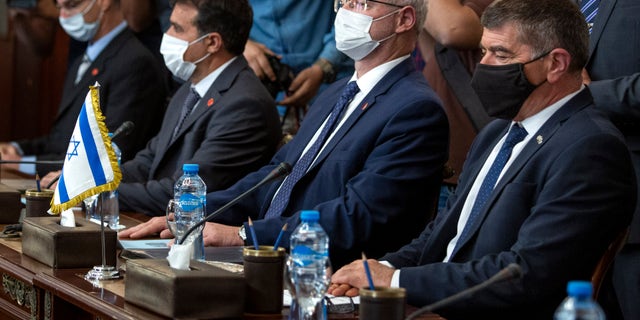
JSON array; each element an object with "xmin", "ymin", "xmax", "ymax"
[
  {"xmin": 116, "ymin": 0, "xmax": 281, "ymax": 215},
  {"xmin": 120, "ymin": 0, "xmax": 449, "ymax": 269},
  {"xmin": 582, "ymin": 0, "xmax": 640, "ymax": 319},
  {"xmin": 0, "ymin": 0, "xmax": 167, "ymax": 174},
  {"xmin": 329, "ymin": 0, "xmax": 636, "ymax": 318}
]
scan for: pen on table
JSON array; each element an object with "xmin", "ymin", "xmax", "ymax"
[
  {"xmin": 272, "ymin": 223, "xmax": 288, "ymax": 250},
  {"xmin": 362, "ymin": 252, "xmax": 375, "ymax": 290},
  {"xmin": 247, "ymin": 217, "xmax": 260, "ymax": 250},
  {"xmin": 35, "ymin": 174, "xmax": 41, "ymax": 192}
]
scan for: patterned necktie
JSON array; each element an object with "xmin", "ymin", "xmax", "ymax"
[
  {"xmin": 264, "ymin": 81, "xmax": 360, "ymax": 218},
  {"xmin": 75, "ymin": 54, "xmax": 91, "ymax": 85},
  {"xmin": 581, "ymin": 0, "xmax": 600, "ymax": 34},
  {"xmin": 172, "ymin": 87, "xmax": 200, "ymax": 140},
  {"xmin": 452, "ymin": 123, "xmax": 528, "ymax": 255}
]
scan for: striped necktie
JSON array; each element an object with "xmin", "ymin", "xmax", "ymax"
[
  {"xmin": 264, "ymin": 81, "xmax": 360, "ymax": 218},
  {"xmin": 172, "ymin": 87, "xmax": 200, "ymax": 140},
  {"xmin": 581, "ymin": 0, "xmax": 600, "ymax": 34},
  {"xmin": 75, "ymin": 54, "xmax": 92, "ymax": 85},
  {"xmin": 451, "ymin": 123, "xmax": 528, "ymax": 257}
]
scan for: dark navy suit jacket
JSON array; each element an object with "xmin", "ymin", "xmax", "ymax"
[
  {"xmin": 586, "ymin": 0, "xmax": 640, "ymax": 244},
  {"xmin": 382, "ymin": 89, "xmax": 636, "ymax": 319},
  {"xmin": 207, "ymin": 58, "xmax": 449, "ymax": 268}
]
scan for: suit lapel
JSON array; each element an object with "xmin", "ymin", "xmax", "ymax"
[
  {"xmin": 451, "ymin": 90, "xmax": 593, "ymax": 257},
  {"xmin": 588, "ymin": 0, "xmax": 617, "ymax": 60},
  {"xmin": 168, "ymin": 57, "xmax": 247, "ymax": 144},
  {"xmin": 308, "ymin": 59, "xmax": 415, "ymax": 171}
]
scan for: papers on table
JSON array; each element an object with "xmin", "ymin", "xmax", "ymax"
[{"xmin": 118, "ymin": 239, "xmax": 171, "ymax": 250}]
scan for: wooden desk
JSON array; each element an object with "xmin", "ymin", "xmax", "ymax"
[{"xmin": 0, "ymin": 213, "xmax": 443, "ymax": 320}]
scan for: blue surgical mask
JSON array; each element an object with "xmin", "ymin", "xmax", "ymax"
[{"xmin": 59, "ymin": 0, "xmax": 102, "ymax": 42}]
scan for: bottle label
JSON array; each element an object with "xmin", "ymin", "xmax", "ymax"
[{"xmin": 179, "ymin": 193, "xmax": 201, "ymax": 212}]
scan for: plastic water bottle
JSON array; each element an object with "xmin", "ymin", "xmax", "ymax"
[
  {"xmin": 554, "ymin": 281, "xmax": 606, "ymax": 320},
  {"xmin": 289, "ymin": 210, "xmax": 331, "ymax": 320},
  {"xmin": 174, "ymin": 163, "xmax": 206, "ymax": 260}
]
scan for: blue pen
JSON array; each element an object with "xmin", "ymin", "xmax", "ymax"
[
  {"xmin": 362, "ymin": 252, "xmax": 375, "ymax": 290},
  {"xmin": 273, "ymin": 223, "xmax": 288, "ymax": 250},
  {"xmin": 35, "ymin": 174, "xmax": 41, "ymax": 192},
  {"xmin": 248, "ymin": 217, "xmax": 260, "ymax": 250}
]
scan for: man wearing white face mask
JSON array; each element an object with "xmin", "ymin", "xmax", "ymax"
[
  {"xmin": 0, "ymin": 0, "xmax": 168, "ymax": 175},
  {"xmin": 114, "ymin": 0, "xmax": 281, "ymax": 215},
  {"xmin": 119, "ymin": 0, "xmax": 449, "ymax": 270}
]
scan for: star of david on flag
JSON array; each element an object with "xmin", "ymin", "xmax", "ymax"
[{"xmin": 50, "ymin": 83, "xmax": 121, "ymax": 214}]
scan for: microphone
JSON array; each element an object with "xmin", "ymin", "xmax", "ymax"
[
  {"xmin": 405, "ymin": 263, "xmax": 523, "ymax": 320},
  {"xmin": 176, "ymin": 162, "xmax": 292, "ymax": 245},
  {"xmin": 110, "ymin": 121, "xmax": 135, "ymax": 141}
]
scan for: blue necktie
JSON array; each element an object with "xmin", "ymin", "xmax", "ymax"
[
  {"xmin": 452, "ymin": 124, "xmax": 528, "ymax": 255},
  {"xmin": 581, "ymin": 0, "xmax": 600, "ymax": 34},
  {"xmin": 264, "ymin": 81, "xmax": 360, "ymax": 218},
  {"xmin": 172, "ymin": 87, "xmax": 200, "ymax": 140}
]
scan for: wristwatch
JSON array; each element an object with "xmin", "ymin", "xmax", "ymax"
[
  {"xmin": 238, "ymin": 225, "xmax": 247, "ymax": 241},
  {"xmin": 314, "ymin": 58, "xmax": 336, "ymax": 83}
]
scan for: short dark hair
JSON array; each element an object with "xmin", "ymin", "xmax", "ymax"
[
  {"xmin": 170, "ymin": 0, "xmax": 252, "ymax": 56},
  {"xmin": 481, "ymin": 0, "xmax": 588, "ymax": 73}
]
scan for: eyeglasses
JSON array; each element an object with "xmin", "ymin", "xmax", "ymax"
[
  {"xmin": 56, "ymin": 0, "xmax": 92, "ymax": 13},
  {"xmin": 334, "ymin": 0, "xmax": 404, "ymax": 13}
]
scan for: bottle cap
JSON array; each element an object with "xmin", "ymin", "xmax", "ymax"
[
  {"xmin": 567, "ymin": 280, "xmax": 592, "ymax": 298},
  {"xmin": 182, "ymin": 163, "xmax": 199, "ymax": 173},
  {"xmin": 300, "ymin": 210, "xmax": 319, "ymax": 222}
]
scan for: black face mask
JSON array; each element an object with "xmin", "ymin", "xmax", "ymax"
[{"xmin": 471, "ymin": 53, "xmax": 548, "ymax": 119}]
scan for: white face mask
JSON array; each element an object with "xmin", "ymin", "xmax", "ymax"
[
  {"xmin": 58, "ymin": 0, "xmax": 102, "ymax": 42},
  {"xmin": 334, "ymin": 8, "xmax": 399, "ymax": 61},
  {"xmin": 160, "ymin": 33, "xmax": 212, "ymax": 81}
]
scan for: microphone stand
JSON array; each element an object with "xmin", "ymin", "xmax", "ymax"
[
  {"xmin": 177, "ymin": 162, "xmax": 292, "ymax": 245},
  {"xmin": 405, "ymin": 264, "xmax": 522, "ymax": 320},
  {"xmin": 85, "ymin": 193, "xmax": 120, "ymax": 281}
]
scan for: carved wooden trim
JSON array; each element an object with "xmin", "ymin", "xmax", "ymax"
[{"xmin": 2, "ymin": 273, "xmax": 38, "ymax": 320}]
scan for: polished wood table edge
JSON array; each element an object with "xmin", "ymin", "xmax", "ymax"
[{"xmin": 33, "ymin": 271, "xmax": 167, "ymax": 320}]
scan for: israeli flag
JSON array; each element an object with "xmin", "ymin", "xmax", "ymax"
[{"xmin": 50, "ymin": 83, "xmax": 121, "ymax": 214}]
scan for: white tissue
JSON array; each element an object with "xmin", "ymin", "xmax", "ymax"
[
  {"xmin": 167, "ymin": 242, "xmax": 193, "ymax": 270},
  {"xmin": 60, "ymin": 209, "xmax": 76, "ymax": 227}
]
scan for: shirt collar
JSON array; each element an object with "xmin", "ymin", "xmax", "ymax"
[
  {"xmin": 348, "ymin": 55, "xmax": 410, "ymax": 97},
  {"xmin": 86, "ymin": 21, "xmax": 128, "ymax": 61},
  {"xmin": 518, "ymin": 86, "xmax": 585, "ymax": 135},
  {"xmin": 192, "ymin": 56, "xmax": 238, "ymax": 97}
]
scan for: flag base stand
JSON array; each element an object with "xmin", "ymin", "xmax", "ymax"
[{"xmin": 85, "ymin": 265, "xmax": 120, "ymax": 280}]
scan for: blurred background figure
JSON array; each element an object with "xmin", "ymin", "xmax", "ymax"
[
  {"xmin": 416, "ymin": 0, "xmax": 494, "ymax": 215},
  {"xmin": 0, "ymin": 0, "xmax": 168, "ymax": 176},
  {"xmin": 581, "ymin": 0, "xmax": 640, "ymax": 319},
  {"xmin": 243, "ymin": 0, "xmax": 354, "ymax": 135}
]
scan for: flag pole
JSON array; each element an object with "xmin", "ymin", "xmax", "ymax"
[{"xmin": 84, "ymin": 193, "xmax": 120, "ymax": 281}]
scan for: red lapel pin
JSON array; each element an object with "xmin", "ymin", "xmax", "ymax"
[
  {"xmin": 207, "ymin": 98, "xmax": 214, "ymax": 107},
  {"xmin": 91, "ymin": 68, "xmax": 99, "ymax": 77},
  {"xmin": 361, "ymin": 102, "xmax": 369, "ymax": 110}
]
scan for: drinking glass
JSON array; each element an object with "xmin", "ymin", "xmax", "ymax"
[{"xmin": 287, "ymin": 254, "xmax": 332, "ymax": 320}]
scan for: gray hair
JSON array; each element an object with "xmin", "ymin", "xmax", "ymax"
[
  {"xmin": 393, "ymin": 0, "xmax": 427, "ymax": 34},
  {"xmin": 481, "ymin": 0, "xmax": 588, "ymax": 72}
]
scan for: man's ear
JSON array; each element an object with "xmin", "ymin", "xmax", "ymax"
[
  {"xmin": 546, "ymin": 48, "xmax": 571, "ymax": 83},
  {"xmin": 395, "ymin": 6, "xmax": 416, "ymax": 33},
  {"xmin": 204, "ymin": 32, "xmax": 223, "ymax": 54}
]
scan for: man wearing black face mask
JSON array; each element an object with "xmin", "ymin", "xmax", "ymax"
[{"xmin": 329, "ymin": 0, "xmax": 636, "ymax": 318}]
